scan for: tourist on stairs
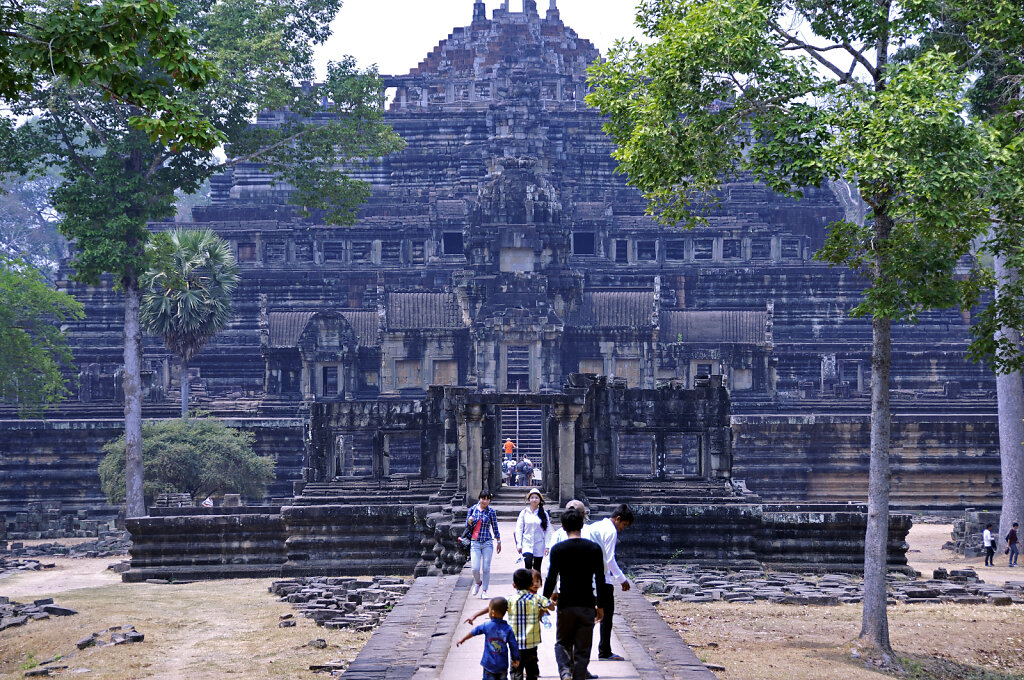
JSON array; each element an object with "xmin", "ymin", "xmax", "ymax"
[
  {"xmin": 587, "ymin": 504, "xmax": 634, "ymax": 661},
  {"xmin": 515, "ymin": 488, "xmax": 549, "ymax": 572},
  {"xmin": 467, "ymin": 490, "xmax": 502, "ymax": 598}
]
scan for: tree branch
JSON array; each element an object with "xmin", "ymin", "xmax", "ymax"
[
  {"xmin": 771, "ymin": 22, "xmax": 875, "ymax": 82},
  {"xmin": 49, "ymin": 110, "xmax": 95, "ymax": 179},
  {"xmin": 218, "ymin": 128, "xmax": 310, "ymax": 169},
  {"xmin": 68, "ymin": 94, "xmax": 109, "ymax": 147}
]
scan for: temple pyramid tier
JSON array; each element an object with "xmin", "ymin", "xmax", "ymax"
[{"xmin": 8, "ymin": 0, "xmax": 997, "ymax": 529}]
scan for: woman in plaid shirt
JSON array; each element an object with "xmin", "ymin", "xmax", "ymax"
[{"xmin": 467, "ymin": 490, "xmax": 502, "ymax": 598}]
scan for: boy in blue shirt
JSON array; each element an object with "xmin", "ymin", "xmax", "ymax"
[{"xmin": 457, "ymin": 596, "xmax": 521, "ymax": 680}]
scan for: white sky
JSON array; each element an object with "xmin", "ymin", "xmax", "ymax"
[{"xmin": 315, "ymin": 0, "xmax": 645, "ymax": 78}]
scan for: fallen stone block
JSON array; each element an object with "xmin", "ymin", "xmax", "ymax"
[{"xmin": 41, "ymin": 605, "xmax": 77, "ymax": 616}]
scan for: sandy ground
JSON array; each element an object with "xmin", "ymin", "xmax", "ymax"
[
  {"xmin": 906, "ymin": 524, "xmax": 1021, "ymax": 585},
  {"xmin": 657, "ymin": 523, "xmax": 1024, "ymax": 680},
  {"xmin": 0, "ymin": 568, "xmax": 369, "ymax": 680},
  {"xmin": 3, "ymin": 522, "xmax": 1021, "ymax": 679}
]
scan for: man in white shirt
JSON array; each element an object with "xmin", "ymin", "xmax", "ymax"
[
  {"xmin": 547, "ymin": 499, "xmax": 589, "ymax": 551},
  {"xmin": 983, "ymin": 523, "xmax": 995, "ymax": 567},
  {"xmin": 586, "ymin": 504, "xmax": 634, "ymax": 661}
]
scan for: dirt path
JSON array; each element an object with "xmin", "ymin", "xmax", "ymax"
[
  {"xmin": 0, "ymin": 557, "xmax": 121, "ymax": 597},
  {"xmin": 0, "ymin": 575, "xmax": 370, "ymax": 679},
  {"xmin": 906, "ymin": 523, "xmax": 1020, "ymax": 585}
]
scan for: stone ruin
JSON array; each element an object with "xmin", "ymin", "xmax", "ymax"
[
  {"xmin": 0, "ymin": 1, "xmax": 1002, "ymax": 571},
  {"xmin": 121, "ymin": 374, "xmax": 912, "ymax": 581}
]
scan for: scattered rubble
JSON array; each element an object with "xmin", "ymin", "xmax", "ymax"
[
  {"xmin": 0, "ymin": 597, "xmax": 77, "ymax": 632},
  {"xmin": 632, "ymin": 564, "xmax": 1024, "ymax": 607},
  {"xmin": 2, "ymin": 531, "xmax": 132, "ymax": 560},
  {"xmin": 4, "ymin": 501, "xmax": 114, "ymax": 540},
  {"xmin": 269, "ymin": 576, "xmax": 412, "ymax": 631},
  {"xmin": 76, "ymin": 624, "xmax": 145, "ymax": 649}
]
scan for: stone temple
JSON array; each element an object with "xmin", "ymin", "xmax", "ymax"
[{"xmin": 0, "ymin": 1, "xmax": 1001, "ymax": 569}]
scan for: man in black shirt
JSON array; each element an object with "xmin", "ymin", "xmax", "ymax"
[{"xmin": 543, "ymin": 507, "xmax": 606, "ymax": 680}]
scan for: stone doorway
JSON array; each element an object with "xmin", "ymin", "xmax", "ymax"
[{"xmin": 498, "ymin": 406, "xmax": 544, "ymax": 488}]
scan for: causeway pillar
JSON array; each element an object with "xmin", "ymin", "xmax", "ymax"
[
  {"xmin": 466, "ymin": 403, "xmax": 486, "ymax": 500},
  {"xmin": 555, "ymin": 404, "xmax": 581, "ymax": 504}
]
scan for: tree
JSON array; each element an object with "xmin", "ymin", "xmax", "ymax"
[
  {"xmin": 0, "ymin": 169, "xmax": 64, "ymax": 280},
  {"xmin": 2, "ymin": 0, "xmax": 224, "ymax": 520},
  {"xmin": 98, "ymin": 417, "xmax": 275, "ymax": 505},
  {"xmin": 938, "ymin": 4, "xmax": 1024, "ymax": 553},
  {"xmin": 0, "ymin": 256, "xmax": 84, "ymax": 415},
  {"xmin": 586, "ymin": 0, "xmax": 1019, "ymax": 663},
  {"xmin": 4, "ymin": 0, "xmax": 403, "ymax": 519},
  {"xmin": 141, "ymin": 228, "xmax": 240, "ymax": 417}
]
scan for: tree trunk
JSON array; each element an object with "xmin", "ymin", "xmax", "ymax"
[
  {"xmin": 180, "ymin": 357, "xmax": 189, "ymax": 418},
  {"xmin": 859, "ymin": 313, "xmax": 894, "ymax": 657},
  {"xmin": 123, "ymin": 280, "xmax": 146, "ymax": 518},
  {"xmin": 858, "ymin": 206, "xmax": 896, "ymax": 664},
  {"xmin": 994, "ymin": 253, "xmax": 1024, "ymax": 544}
]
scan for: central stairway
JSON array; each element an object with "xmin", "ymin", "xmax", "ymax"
[{"xmin": 498, "ymin": 405, "xmax": 544, "ymax": 468}]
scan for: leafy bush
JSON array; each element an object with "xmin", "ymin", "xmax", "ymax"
[{"xmin": 99, "ymin": 417, "xmax": 275, "ymax": 505}]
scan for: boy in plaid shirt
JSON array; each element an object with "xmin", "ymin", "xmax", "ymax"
[{"xmin": 466, "ymin": 569, "xmax": 553, "ymax": 680}]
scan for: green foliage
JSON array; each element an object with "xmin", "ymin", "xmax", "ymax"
[
  {"xmin": 98, "ymin": 417, "xmax": 275, "ymax": 504},
  {"xmin": 587, "ymin": 0, "xmax": 1018, "ymax": 325},
  {"xmin": 0, "ymin": 255, "xmax": 83, "ymax": 415},
  {"xmin": 0, "ymin": 0, "xmax": 222, "ymax": 151},
  {"xmin": 141, "ymin": 228, "xmax": 240, "ymax": 364}
]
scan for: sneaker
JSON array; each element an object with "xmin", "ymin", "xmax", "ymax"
[
  {"xmin": 481, "ymin": 589, "xmax": 488, "ymax": 600},
  {"xmin": 472, "ymin": 583, "xmax": 480, "ymax": 596}
]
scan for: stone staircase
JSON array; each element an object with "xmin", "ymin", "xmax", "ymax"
[{"xmin": 498, "ymin": 406, "xmax": 543, "ymax": 468}]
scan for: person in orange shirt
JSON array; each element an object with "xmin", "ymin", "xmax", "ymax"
[{"xmin": 503, "ymin": 438, "xmax": 517, "ymax": 485}]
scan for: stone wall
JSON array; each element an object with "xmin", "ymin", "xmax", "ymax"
[
  {"xmin": 124, "ymin": 508, "xmax": 286, "ymax": 582},
  {"xmin": 617, "ymin": 503, "xmax": 913, "ymax": 574},
  {"xmin": 124, "ymin": 504, "xmax": 427, "ymax": 581},
  {"xmin": 0, "ymin": 418, "xmax": 306, "ymax": 530},
  {"xmin": 732, "ymin": 413, "xmax": 1001, "ymax": 509}
]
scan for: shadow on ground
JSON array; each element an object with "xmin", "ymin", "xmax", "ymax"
[{"xmin": 899, "ymin": 655, "xmax": 1022, "ymax": 680}]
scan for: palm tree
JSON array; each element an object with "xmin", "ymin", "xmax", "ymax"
[{"xmin": 141, "ymin": 228, "xmax": 240, "ymax": 417}]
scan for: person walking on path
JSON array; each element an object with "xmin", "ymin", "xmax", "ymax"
[
  {"xmin": 515, "ymin": 488, "xmax": 549, "ymax": 572},
  {"xmin": 468, "ymin": 490, "xmax": 503, "ymax": 598},
  {"xmin": 983, "ymin": 523, "xmax": 996, "ymax": 567},
  {"xmin": 456, "ymin": 596, "xmax": 520, "ymax": 680},
  {"xmin": 1007, "ymin": 522, "xmax": 1019, "ymax": 567},
  {"xmin": 466, "ymin": 568, "xmax": 554, "ymax": 680},
  {"xmin": 546, "ymin": 499, "xmax": 589, "ymax": 551},
  {"xmin": 543, "ymin": 507, "xmax": 606, "ymax": 680},
  {"xmin": 587, "ymin": 504, "xmax": 634, "ymax": 661}
]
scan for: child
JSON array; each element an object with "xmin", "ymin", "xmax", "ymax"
[
  {"xmin": 457, "ymin": 596, "xmax": 520, "ymax": 680},
  {"xmin": 466, "ymin": 569, "xmax": 553, "ymax": 680}
]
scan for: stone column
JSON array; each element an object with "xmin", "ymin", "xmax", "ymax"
[
  {"xmin": 555, "ymin": 405, "xmax": 581, "ymax": 504},
  {"xmin": 466, "ymin": 403, "xmax": 486, "ymax": 501}
]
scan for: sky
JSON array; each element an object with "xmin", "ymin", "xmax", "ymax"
[{"xmin": 314, "ymin": 0, "xmax": 646, "ymax": 79}]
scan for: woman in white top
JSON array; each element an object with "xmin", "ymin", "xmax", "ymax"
[{"xmin": 515, "ymin": 487, "xmax": 549, "ymax": 572}]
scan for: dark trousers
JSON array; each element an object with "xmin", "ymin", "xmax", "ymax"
[
  {"xmin": 597, "ymin": 583, "xmax": 615, "ymax": 658},
  {"xmin": 985, "ymin": 546, "xmax": 995, "ymax": 566},
  {"xmin": 523, "ymin": 553, "xmax": 542, "ymax": 573},
  {"xmin": 510, "ymin": 646, "xmax": 539, "ymax": 680},
  {"xmin": 554, "ymin": 606, "xmax": 595, "ymax": 680}
]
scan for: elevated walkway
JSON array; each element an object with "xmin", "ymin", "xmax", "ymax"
[{"xmin": 341, "ymin": 521, "xmax": 718, "ymax": 680}]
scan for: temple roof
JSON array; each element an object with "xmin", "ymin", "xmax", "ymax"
[
  {"xmin": 268, "ymin": 311, "xmax": 317, "ymax": 348},
  {"xmin": 268, "ymin": 310, "xmax": 381, "ymax": 348},
  {"xmin": 568, "ymin": 291, "xmax": 656, "ymax": 329},
  {"xmin": 660, "ymin": 310, "xmax": 767, "ymax": 345},
  {"xmin": 386, "ymin": 293, "xmax": 464, "ymax": 330}
]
